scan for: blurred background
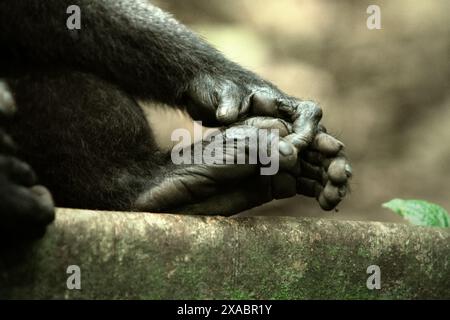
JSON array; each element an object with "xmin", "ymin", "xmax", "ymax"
[{"xmin": 148, "ymin": 0, "xmax": 449, "ymax": 223}]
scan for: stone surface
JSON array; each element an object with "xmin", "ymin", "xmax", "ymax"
[{"xmin": 0, "ymin": 208, "xmax": 449, "ymax": 299}]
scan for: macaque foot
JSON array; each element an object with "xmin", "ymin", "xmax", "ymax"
[
  {"xmin": 134, "ymin": 121, "xmax": 302, "ymax": 215},
  {"xmin": 300, "ymin": 130, "xmax": 352, "ymax": 210},
  {"xmin": 238, "ymin": 117, "xmax": 352, "ymax": 211},
  {"xmin": 135, "ymin": 116, "xmax": 351, "ymax": 215}
]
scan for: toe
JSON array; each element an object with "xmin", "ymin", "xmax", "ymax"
[
  {"xmin": 318, "ymin": 181, "xmax": 346, "ymax": 211},
  {"xmin": 312, "ymin": 132, "xmax": 344, "ymax": 156},
  {"xmin": 297, "ymin": 177, "xmax": 323, "ymax": 198},
  {"xmin": 328, "ymin": 157, "xmax": 349, "ymax": 185}
]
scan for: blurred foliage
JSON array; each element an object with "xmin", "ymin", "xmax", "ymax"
[{"xmin": 383, "ymin": 199, "xmax": 449, "ymax": 227}]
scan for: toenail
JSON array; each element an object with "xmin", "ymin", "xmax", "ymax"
[{"xmin": 345, "ymin": 164, "xmax": 352, "ymax": 177}]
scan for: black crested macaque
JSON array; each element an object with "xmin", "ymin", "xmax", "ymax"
[{"xmin": 0, "ymin": 1, "xmax": 352, "ymax": 240}]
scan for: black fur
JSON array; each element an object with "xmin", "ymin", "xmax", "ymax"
[
  {"xmin": 6, "ymin": 70, "xmax": 167, "ymax": 211},
  {"xmin": 0, "ymin": 1, "xmax": 338, "ymax": 240},
  {"xmin": 0, "ymin": 0, "xmax": 271, "ymax": 108}
]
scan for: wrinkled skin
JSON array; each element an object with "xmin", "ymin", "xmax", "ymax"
[
  {"xmin": 1, "ymin": 71, "xmax": 351, "ymax": 240},
  {"xmin": 136, "ymin": 117, "xmax": 351, "ymax": 215},
  {"xmin": 186, "ymin": 74, "xmax": 324, "ymax": 153},
  {"xmin": 0, "ymin": 0, "xmax": 352, "ymax": 241}
]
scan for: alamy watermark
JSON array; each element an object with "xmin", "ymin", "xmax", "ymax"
[
  {"xmin": 366, "ymin": 265, "xmax": 381, "ymax": 290},
  {"xmin": 367, "ymin": 5, "xmax": 382, "ymax": 30},
  {"xmin": 66, "ymin": 265, "xmax": 81, "ymax": 290},
  {"xmin": 66, "ymin": 5, "xmax": 81, "ymax": 30},
  {"xmin": 170, "ymin": 121, "xmax": 280, "ymax": 176}
]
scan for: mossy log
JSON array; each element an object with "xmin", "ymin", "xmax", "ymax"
[{"xmin": 1, "ymin": 208, "xmax": 449, "ymax": 299}]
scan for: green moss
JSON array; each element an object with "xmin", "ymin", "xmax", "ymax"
[{"xmin": 1, "ymin": 210, "xmax": 449, "ymax": 299}]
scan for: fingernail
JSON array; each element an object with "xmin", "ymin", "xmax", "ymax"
[
  {"xmin": 279, "ymin": 141, "xmax": 293, "ymax": 156},
  {"xmin": 345, "ymin": 164, "xmax": 352, "ymax": 177}
]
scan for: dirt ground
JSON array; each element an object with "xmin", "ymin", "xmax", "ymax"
[{"xmin": 148, "ymin": 0, "xmax": 449, "ymax": 223}]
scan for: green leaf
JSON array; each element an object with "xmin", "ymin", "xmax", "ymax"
[{"xmin": 382, "ymin": 199, "xmax": 449, "ymax": 227}]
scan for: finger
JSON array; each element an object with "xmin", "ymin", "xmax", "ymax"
[
  {"xmin": 303, "ymin": 150, "xmax": 323, "ymax": 166},
  {"xmin": 238, "ymin": 92, "xmax": 252, "ymax": 118},
  {"xmin": 0, "ymin": 156, "xmax": 36, "ymax": 186},
  {"xmin": 300, "ymin": 160, "xmax": 326, "ymax": 184},
  {"xmin": 251, "ymin": 94, "xmax": 323, "ymax": 151},
  {"xmin": 278, "ymin": 138, "xmax": 297, "ymax": 171},
  {"xmin": 232, "ymin": 118, "xmax": 297, "ymax": 171},
  {"xmin": 297, "ymin": 177, "xmax": 323, "ymax": 198},
  {"xmin": 250, "ymin": 91, "xmax": 279, "ymax": 117},
  {"xmin": 0, "ymin": 183, "xmax": 54, "ymax": 226},
  {"xmin": 311, "ymin": 132, "xmax": 344, "ymax": 156},
  {"xmin": 318, "ymin": 181, "xmax": 347, "ymax": 211},
  {"xmin": 216, "ymin": 84, "xmax": 242, "ymax": 124},
  {"xmin": 284, "ymin": 100, "xmax": 323, "ymax": 151},
  {"xmin": 322, "ymin": 157, "xmax": 332, "ymax": 170},
  {"xmin": 328, "ymin": 157, "xmax": 352, "ymax": 185},
  {"xmin": 30, "ymin": 185, "xmax": 56, "ymax": 225},
  {"xmin": 223, "ymin": 126, "xmax": 297, "ymax": 173},
  {"xmin": 239, "ymin": 116, "xmax": 292, "ymax": 137},
  {"xmin": 0, "ymin": 129, "xmax": 17, "ymax": 154},
  {"xmin": 256, "ymin": 131, "xmax": 298, "ymax": 173},
  {"xmin": 0, "ymin": 184, "xmax": 54, "ymax": 242},
  {"xmin": 318, "ymin": 193, "xmax": 334, "ymax": 211},
  {"xmin": 216, "ymin": 97, "xmax": 239, "ymax": 124}
]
